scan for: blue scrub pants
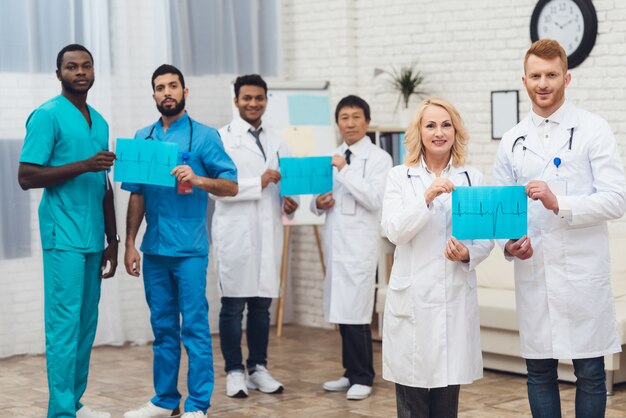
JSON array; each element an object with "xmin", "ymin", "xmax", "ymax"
[
  {"xmin": 42, "ymin": 249, "xmax": 103, "ymax": 418},
  {"xmin": 143, "ymin": 255, "xmax": 214, "ymax": 414}
]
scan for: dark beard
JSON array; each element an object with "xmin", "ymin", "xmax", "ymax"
[
  {"xmin": 157, "ymin": 97, "xmax": 186, "ymax": 116},
  {"xmin": 60, "ymin": 76, "xmax": 94, "ymax": 95}
]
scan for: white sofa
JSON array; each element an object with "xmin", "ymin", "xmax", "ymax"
[{"xmin": 476, "ymin": 237, "xmax": 626, "ymax": 394}]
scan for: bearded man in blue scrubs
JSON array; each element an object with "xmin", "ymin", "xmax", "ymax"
[
  {"xmin": 18, "ymin": 44, "xmax": 119, "ymax": 418},
  {"xmin": 122, "ymin": 65, "xmax": 238, "ymax": 418}
]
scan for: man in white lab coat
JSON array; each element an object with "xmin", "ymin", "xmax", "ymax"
[
  {"xmin": 492, "ymin": 39, "xmax": 626, "ymax": 418},
  {"xmin": 312, "ymin": 95, "xmax": 392, "ymax": 400},
  {"xmin": 211, "ymin": 74, "xmax": 298, "ymax": 399}
]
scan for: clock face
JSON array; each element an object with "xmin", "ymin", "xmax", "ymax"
[
  {"xmin": 530, "ymin": 0, "xmax": 598, "ymax": 69},
  {"xmin": 536, "ymin": 0, "xmax": 584, "ymax": 56}
]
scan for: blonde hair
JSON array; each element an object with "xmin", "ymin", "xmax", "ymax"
[
  {"xmin": 524, "ymin": 39, "xmax": 568, "ymax": 73},
  {"xmin": 404, "ymin": 97, "xmax": 468, "ymax": 167}
]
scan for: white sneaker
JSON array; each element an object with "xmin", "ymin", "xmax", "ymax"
[
  {"xmin": 246, "ymin": 364, "xmax": 284, "ymax": 394},
  {"xmin": 181, "ymin": 413, "xmax": 206, "ymax": 418},
  {"xmin": 346, "ymin": 384, "xmax": 372, "ymax": 400},
  {"xmin": 226, "ymin": 370, "xmax": 248, "ymax": 398},
  {"xmin": 323, "ymin": 376, "xmax": 350, "ymax": 392},
  {"xmin": 123, "ymin": 401, "xmax": 181, "ymax": 418},
  {"xmin": 76, "ymin": 406, "xmax": 111, "ymax": 418}
]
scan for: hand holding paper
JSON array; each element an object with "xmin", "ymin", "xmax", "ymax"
[
  {"xmin": 85, "ymin": 151, "xmax": 116, "ymax": 172},
  {"xmin": 504, "ymin": 235, "xmax": 534, "ymax": 260},
  {"xmin": 425, "ymin": 178, "xmax": 455, "ymax": 206},
  {"xmin": 526, "ymin": 180, "xmax": 559, "ymax": 214},
  {"xmin": 445, "ymin": 236, "xmax": 470, "ymax": 263},
  {"xmin": 262, "ymin": 169, "xmax": 282, "ymax": 189}
]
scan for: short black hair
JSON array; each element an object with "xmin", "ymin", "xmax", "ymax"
[
  {"xmin": 56, "ymin": 44, "xmax": 93, "ymax": 70},
  {"xmin": 335, "ymin": 95, "xmax": 371, "ymax": 123},
  {"xmin": 151, "ymin": 64, "xmax": 185, "ymax": 91},
  {"xmin": 234, "ymin": 74, "xmax": 267, "ymax": 98}
]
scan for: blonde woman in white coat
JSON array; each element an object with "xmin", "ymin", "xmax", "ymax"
[{"xmin": 381, "ymin": 98, "xmax": 493, "ymax": 418}]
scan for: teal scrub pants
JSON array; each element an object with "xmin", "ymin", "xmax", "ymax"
[
  {"xmin": 143, "ymin": 254, "xmax": 214, "ymax": 414},
  {"xmin": 43, "ymin": 249, "xmax": 103, "ymax": 418}
]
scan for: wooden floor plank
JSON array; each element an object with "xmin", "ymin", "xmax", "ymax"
[{"xmin": 0, "ymin": 325, "xmax": 624, "ymax": 417}]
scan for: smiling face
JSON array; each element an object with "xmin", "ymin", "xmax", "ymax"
[
  {"xmin": 153, "ymin": 73, "xmax": 188, "ymax": 117},
  {"xmin": 337, "ymin": 105, "xmax": 370, "ymax": 146},
  {"xmin": 420, "ymin": 104, "xmax": 455, "ymax": 161},
  {"xmin": 56, "ymin": 50, "xmax": 94, "ymax": 95},
  {"xmin": 234, "ymin": 85, "xmax": 267, "ymax": 128},
  {"xmin": 523, "ymin": 54, "xmax": 571, "ymax": 117}
]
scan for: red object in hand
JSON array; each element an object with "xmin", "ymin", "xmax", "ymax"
[{"xmin": 177, "ymin": 181, "xmax": 193, "ymax": 194}]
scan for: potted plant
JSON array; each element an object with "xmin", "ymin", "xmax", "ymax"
[{"xmin": 384, "ymin": 63, "xmax": 426, "ymax": 125}]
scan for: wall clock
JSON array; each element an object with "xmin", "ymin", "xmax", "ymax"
[{"xmin": 530, "ymin": 0, "xmax": 598, "ymax": 69}]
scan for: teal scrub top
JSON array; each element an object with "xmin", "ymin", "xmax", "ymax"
[
  {"xmin": 20, "ymin": 95, "xmax": 109, "ymax": 253},
  {"xmin": 121, "ymin": 113, "xmax": 237, "ymax": 257}
]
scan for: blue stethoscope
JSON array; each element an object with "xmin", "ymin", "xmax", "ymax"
[{"xmin": 145, "ymin": 114, "xmax": 193, "ymax": 161}]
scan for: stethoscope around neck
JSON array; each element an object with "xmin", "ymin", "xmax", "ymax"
[
  {"xmin": 406, "ymin": 168, "xmax": 472, "ymax": 192},
  {"xmin": 144, "ymin": 114, "xmax": 194, "ymax": 157},
  {"xmin": 511, "ymin": 126, "xmax": 574, "ymax": 153}
]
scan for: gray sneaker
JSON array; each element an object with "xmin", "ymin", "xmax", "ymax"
[
  {"xmin": 123, "ymin": 402, "xmax": 181, "ymax": 418},
  {"xmin": 323, "ymin": 376, "xmax": 350, "ymax": 392},
  {"xmin": 226, "ymin": 370, "xmax": 248, "ymax": 398},
  {"xmin": 346, "ymin": 384, "xmax": 372, "ymax": 400},
  {"xmin": 246, "ymin": 364, "xmax": 284, "ymax": 394},
  {"xmin": 76, "ymin": 406, "xmax": 111, "ymax": 418}
]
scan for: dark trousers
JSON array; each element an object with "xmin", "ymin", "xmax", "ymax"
[
  {"xmin": 395, "ymin": 383, "xmax": 460, "ymax": 418},
  {"xmin": 339, "ymin": 324, "xmax": 375, "ymax": 386},
  {"xmin": 219, "ymin": 297, "xmax": 272, "ymax": 373},
  {"xmin": 526, "ymin": 357, "xmax": 606, "ymax": 418}
]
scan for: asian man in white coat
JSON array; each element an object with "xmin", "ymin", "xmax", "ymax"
[
  {"xmin": 311, "ymin": 95, "xmax": 392, "ymax": 400},
  {"xmin": 492, "ymin": 39, "xmax": 626, "ymax": 418},
  {"xmin": 211, "ymin": 74, "xmax": 298, "ymax": 399}
]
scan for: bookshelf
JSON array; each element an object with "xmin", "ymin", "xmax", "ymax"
[{"xmin": 366, "ymin": 126, "xmax": 407, "ymax": 166}]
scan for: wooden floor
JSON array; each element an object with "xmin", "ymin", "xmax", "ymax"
[{"xmin": 1, "ymin": 325, "xmax": 626, "ymax": 417}]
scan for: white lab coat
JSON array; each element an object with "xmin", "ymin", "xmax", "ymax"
[
  {"xmin": 211, "ymin": 116, "xmax": 290, "ymax": 298},
  {"xmin": 311, "ymin": 137, "xmax": 392, "ymax": 324},
  {"xmin": 381, "ymin": 163, "xmax": 493, "ymax": 388},
  {"xmin": 493, "ymin": 100, "xmax": 626, "ymax": 359}
]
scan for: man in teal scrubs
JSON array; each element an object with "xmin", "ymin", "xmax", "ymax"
[
  {"xmin": 123, "ymin": 65, "xmax": 238, "ymax": 418},
  {"xmin": 18, "ymin": 44, "xmax": 118, "ymax": 418}
]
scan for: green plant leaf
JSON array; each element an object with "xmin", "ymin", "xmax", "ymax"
[{"xmin": 385, "ymin": 62, "xmax": 426, "ymax": 109}]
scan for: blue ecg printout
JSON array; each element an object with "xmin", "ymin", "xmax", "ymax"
[
  {"xmin": 279, "ymin": 156, "xmax": 332, "ymax": 196},
  {"xmin": 451, "ymin": 186, "xmax": 527, "ymax": 240},
  {"xmin": 113, "ymin": 138, "xmax": 178, "ymax": 187}
]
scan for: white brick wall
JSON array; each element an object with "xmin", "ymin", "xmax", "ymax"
[
  {"xmin": 3, "ymin": 0, "xmax": 626, "ymax": 356},
  {"xmin": 282, "ymin": 0, "xmax": 626, "ymax": 326}
]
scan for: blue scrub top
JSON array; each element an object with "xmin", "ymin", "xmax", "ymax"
[
  {"xmin": 20, "ymin": 95, "xmax": 109, "ymax": 253},
  {"xmin": 122, "ymin": 113, "xmax": 237, "ymax": 257}
]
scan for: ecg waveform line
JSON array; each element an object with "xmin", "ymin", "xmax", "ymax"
[
  {"xmin": 117, "ymin": 151, "xmax": 175, "ymax": 181},
  {"xmin": 452, "ymin": 201, "xmax": 527, "ymax": 237}
]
